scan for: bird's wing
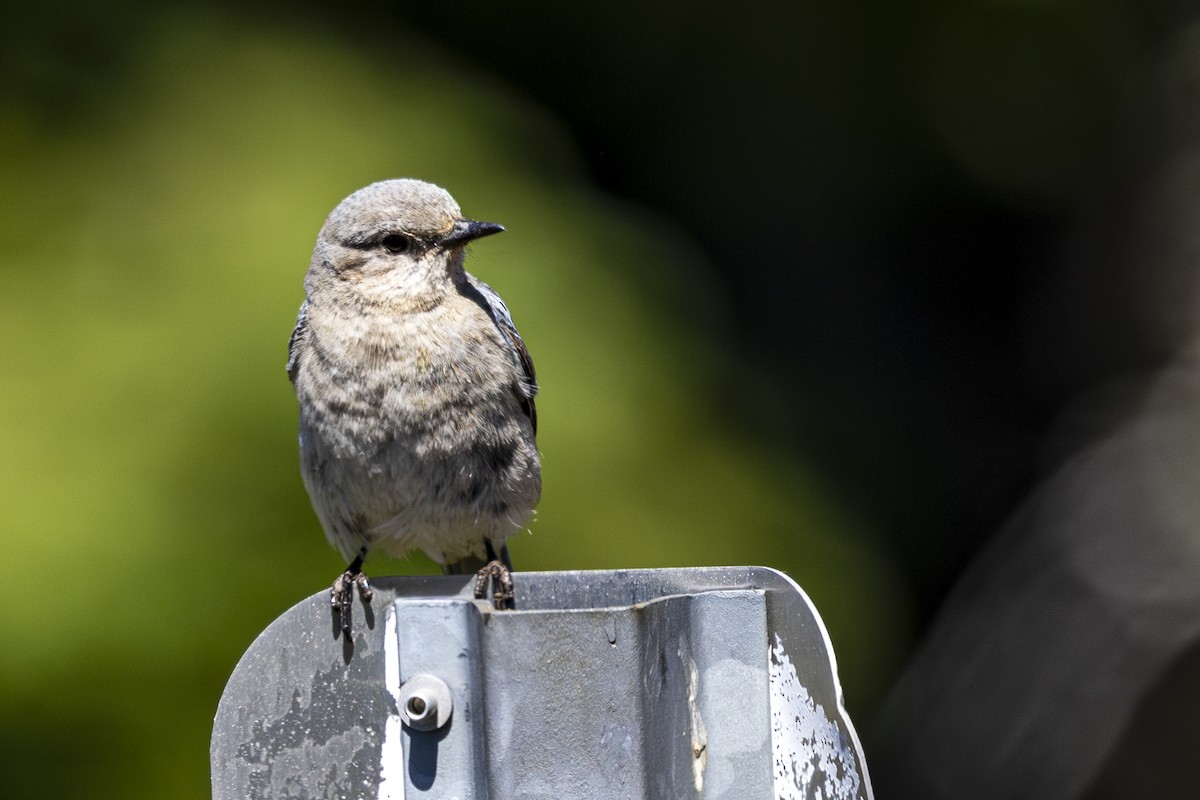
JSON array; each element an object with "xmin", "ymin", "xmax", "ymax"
[
  {"xmin": 286, "ymin": 299, "xmax": 309, "ymax": 383},
  {"xmin": 470, "ymin": 278, "xmax": 538, "ymax": 435}
]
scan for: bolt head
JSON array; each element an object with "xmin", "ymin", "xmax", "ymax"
[{"xmin": 398, "ymin": 674, "xmax": 452, "ymax": 730}]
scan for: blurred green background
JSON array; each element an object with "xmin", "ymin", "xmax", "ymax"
[{"xmin": 0, "ymin": 1, "xmax": 1193, "ymax": 797}]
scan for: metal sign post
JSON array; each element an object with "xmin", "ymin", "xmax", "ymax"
[{"xmin": 212, "ymin": 567, "xmax": 873, "ymax": 799}]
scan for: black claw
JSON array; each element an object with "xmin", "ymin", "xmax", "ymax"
[
  {"xmin": 331, "ymin": 555, "xmax": 372, "ymax": 635},
  {"xmin": 330, "ymin": 570, "xmax": 353, "ymax": 634},
  {"xmin": 473, "ymin": 559, "xmax": 515, "ymax": 610},
  {"xmin": 354, "ymin": 572, "xmax": 373, "ymax": 602}
]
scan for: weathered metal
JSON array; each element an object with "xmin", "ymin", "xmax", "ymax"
[{"xmin": 211, "ymin": 567, "xmax": 872, "ymax": 799}]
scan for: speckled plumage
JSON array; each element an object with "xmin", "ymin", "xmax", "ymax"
[{"xmin": 288, "ymin": 179, "xmax": 540, "ymax": 573}]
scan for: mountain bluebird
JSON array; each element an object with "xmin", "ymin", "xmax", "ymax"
[{"xmin": 287, "ymin": 179, "xmax": 540, "ymax": 631}]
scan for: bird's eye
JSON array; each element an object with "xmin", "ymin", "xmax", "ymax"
[{"xmin": 380, "ymin": 234, "xmax": 411, "ymax": 254}]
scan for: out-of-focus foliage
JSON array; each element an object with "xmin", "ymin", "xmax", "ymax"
[{"xmin": 0, "ymin": 8, "xmax": 904, "ymax": 798}]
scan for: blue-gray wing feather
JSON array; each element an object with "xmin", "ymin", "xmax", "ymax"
[
  {"xmin": 286, "ymin": 300, "xmax": 309, "ymax": 383},
  {"xmin": 470, "ymin": 278, "xmax": 538, "ymax": 434}
]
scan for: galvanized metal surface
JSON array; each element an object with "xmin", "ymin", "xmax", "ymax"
[{"xmin": 211, "ymin": 567, "xmax": 873, "ymax": 799}]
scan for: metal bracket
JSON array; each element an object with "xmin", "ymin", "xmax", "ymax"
[{"xmin": 211, "ymin": 566, "xmax": 873, "ymax": 799}]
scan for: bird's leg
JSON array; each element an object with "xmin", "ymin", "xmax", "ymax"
[
  {"xmin": 331, "ymin": 549, "xmax": 373, "ymax": 634},
  {"xmin": 473, "ymin": 541, "xmax": 515, "ymax": 610}
]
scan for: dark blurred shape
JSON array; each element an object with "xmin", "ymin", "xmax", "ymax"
[
  {"xmin": 1085, "ymin": 635, "xmax": 1200, "ymax": 800},
  {"xmin": 390, "ymin": 0, "xmax": 1160, "ymax": 623},
  {"xmin": 915, "ymin": 2, "xmax": 1139, "ymax": 206},
  {"xmin": 871, "ymin": 19, "xmax": 1200, "ymax": 800}
]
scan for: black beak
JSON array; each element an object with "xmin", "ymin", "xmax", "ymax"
[{"xmin": 440, "ymin": 219, "xmax": 505, "ymax": 247}]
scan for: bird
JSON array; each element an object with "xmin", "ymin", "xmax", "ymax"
[{"xmin": 286, "ymin": 179, "xmax": 540, "ymax": 633}]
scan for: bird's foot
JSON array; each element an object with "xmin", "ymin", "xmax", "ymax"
[
  {"xmin": 473, "ymin": 560, "xmax": 515, "ymax": 610},
  {"xmin": 331, "ymin": 568, "xmax": 373, "ymax": 635}
]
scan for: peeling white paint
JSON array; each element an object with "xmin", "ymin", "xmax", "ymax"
[
  {"xmin": 700, "ymin": 657, "xmax": 769, "ymax": 797},
  {"xmin": 377, "ymin": 606, "xmax": 405, "ymax": 800},
  {"xmin": 686, "ymin": 657, "xmax": 708, "ymax": 792},
  {"xmin": 769, "ymin": 633, "xmax": 862, "ymax": 800}
]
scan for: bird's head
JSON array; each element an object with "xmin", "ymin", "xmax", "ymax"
[{"xmin": 307, "ymin": 179, "xmax": 504, "ymax": 307}]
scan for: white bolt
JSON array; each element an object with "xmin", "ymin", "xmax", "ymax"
[{"xmin": 398, "ymin": 674, "xmax": 453, "ymax": 730}]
